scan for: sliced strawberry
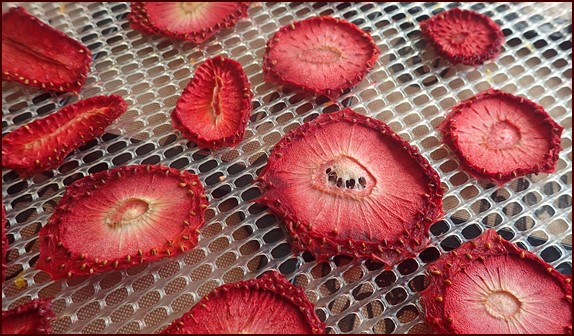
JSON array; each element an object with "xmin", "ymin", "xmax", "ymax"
[
  {"xmin": 36, "ymin": 165, "xmax": 208, "ymax": 280},
  {"xmin": 440, "ymin": 88, "xmax": 563, "ymax": 184},
  {"xmin": 263, "ymin": 16, "xmax": 380, "ymax": 100},
  {"xmin": 2, "ymin": 6, "xmax": 92, "ymax": 92},
  {"xmin": 421, "ymin": 229, "xmax": 572, "ymax": 334},
  {"xmin": 420, "ymin": 8, "xmax": 504, "ymax": 66},
  {"xmin": 171, "ymin": 56, "xmax": 253, "ymax": 149},
  {"xmin": 161, "ymin": 271, "xmax": 325, "ymax": 334},
  {"xmin": 129, "ymin": 2, "xmax": 250, "ymax": 43},
  {"xmin": 2, "ymin": 95, "xmax": 128, "ymax": 178},
  {"xmin": 256, "ymin": 108, "xmax": 443, "ymax": 265},
  {"xmin": 2, "ymin": 201, "xmax": 7, "ymax": 282},
  {"xmin": 2, "ymin": 299, "xmax": 55, "ymax": 334}
]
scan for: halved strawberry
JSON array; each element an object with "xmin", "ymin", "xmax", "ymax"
[
  {"xmin": 256, "ymin": 108, "xmax": 443, "ymax": 265},
  {"xmin": 263, "ymin": 16, "xmax": 380, "ymax": 100},
  {"xmin": 2, "ymin": 201, "xmax": 7, "ymax": 282},
  {"xmin": 36, "ymin": 165, "xmax": 208, "ymax": 280},
  {"xmin": 421, "ymin": 229, "xmax": 572, "ymax": 334},
  {"xmin": 440, "ymin": 88, "xmax": 563, "ymax": 184},
  {"xmin": 2, "ymin": 299, "xmax": 55, "ymax": 334},
  {"xmin": 161, "ymin": 271, "xmax": 325, "ymax": 334},
  {"xmin": 2, "ymin": 95, "xmax": 128, "ymax": 178},
  {"xmin": 129, "ymin": 2, "xmax": 250, "ymax": 43},
  {"xmin": 171, "ymin": 56, "xmax": 253, "ymax": 149},
  {"xmin": 420, "ymin": 8, "xmax": 504, "ymax": 65},
  {"xmin": 2, "ymin": 6, "xmax": 92, "ymax": 92}
]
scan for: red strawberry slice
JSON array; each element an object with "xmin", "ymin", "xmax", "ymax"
[
  {"xmin": 440, "ymin": 88, "xmax": 563, "ymax": 184},
  {"xmin": 161, "ymin": 271, "xmax": 325, "ymax": 334},
  {"xmin": 420, "ymin": 8, "xmax": 504, "ymax": 66},
  {"xmin": 263, "ymin": 16, "xmax": 380, "ymax": 100},
  {"xmin": 2, "ymin": 6, "xmax": 92, "ymax": 92},
  {"xmin": 36, "ymin": 165, "xmax": 208, "ymax": 280},
  {"xmin": 257, "ymin": 108, "xmax": 443, "ymax": 264},
  {"xmin": 2, "ymin": 95, "xmax": 128, "ymax": 178},
  {"xmin": 2, "ymin": 299, "xmax": 55, "ymax": 334},
  {"xmin": 421, "ymin": 229, "xmax": 572, "ymax": 334},
  {"xmin": 171, "ymin": 56, "xmax": 253, "ymax": 149},
  {"xmin": 129, "ymin": 2, "xmax": 250, "ymax": 43},
  {"xmin": 2, "ymin": 201, "xmax": 7, "ymax": 282}
]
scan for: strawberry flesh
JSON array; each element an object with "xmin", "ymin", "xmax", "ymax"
[
  {"xmin": 2, "ymin": 6, "xmax": 92, "ymax": 92},
  {"xmin": 257, "ymin": 108, "xmax": 443, "ymax": 264},
  {"xmin": 36, "ymin": 165, "xmax": 208, "ymax": 280},
  {"xmin": 161, "ymin": 271, "xmax": 325, "ymax": 334},
  {"xmin": 130, "ymin": 2, "xmax": 250, "ymax": 43},
  {"xmin": 2, "ymin": 202, "xmax": 6, "ymax": 282},
  {"xmin": 421, "ymin": 229, "xmax": 572, "ymax": 334},
  {"xmin": 171, "ymin": 56, "xmax": 253, "ymax": 149},
  {"xmin": 264, "ymin": 16, "xmax": 380, "ymax": 100},
  {"xmin": 440, "ymin": 88, "xmax": 563, "ymax": 184},
  {"xmin": 420, "ymin": 8, "xmax": 504, "ymax": 65},
  {"xmin": 2, "ymin": 95, "xmax": 128, "ymax": 178},
  {"xmin": 2, "ymin": 299, "xmax": 55, "ymax": 334}
]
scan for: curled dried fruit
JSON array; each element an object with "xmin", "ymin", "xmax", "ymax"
[
  {"xmin": 440, "ymin": 88, "xmax": 563, "ymax": 184},
  {"xmin": 161, "ymin": 271, "xmax": 325, "ymax": 334},
  {"xmin": 1, "ymin": 201, "xmax": 6, "ymax": 282},
  {"xmin": 420, "ymin": 8, "xmax": 504, "ymax": 65},
  {"xmin": 171, "ymin": 56, "xmax": 253, "ymax": 149},
  {"xmin": 263, "ymin": 16, "xmax": 380, "ymax": 100},
  {"xmin": 2, "ymin": 95, "xmax": 128, "ymax": 178},
  {"xmin": 36, "ymin": 165, "xmax": 208, "ymax": 280},
  {"xmin": 2, "ymin": 6, "xmax": 92, "ymax": 92},
  {"xmin": 421, "ymin": 229, "xmax": 572, "ymax": 334},
  {"xmin": 257, "ymin": 108, "xmax": 443, "ymax": 264},
  {"xmin": 2, "ymin": 299, "xmax": 55, "ymax": 334},
  {"xmin": 130, "ymin": 2, "xmax": 250, "ymax": 43}
]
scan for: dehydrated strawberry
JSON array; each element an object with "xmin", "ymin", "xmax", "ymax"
[
  {"xmin": 2, "ymin": 95, "xmax": 128, "ymax": 178},
  {"xmin": 420, "ymin": 8, "xmax": 504, "ymax": 65},
  {"xmin": 2, "ymin": 6, "xmax": 92, "ymax": 92},
  {"xmin": 129, "ymin": 2, "xmax": 250, "ymax": 43},
  {"xmin": 171, "ymin": 56, "xmax": 253, "ymax": 149},
  {"xmin": 36, "ymin": 165, "xmax": 208, "ymax": 280},
  {"xmin": 256, "ymin": 108, "xmax": 443, "ymax": 265},
  {"xmin": 161, "ymin": 271, "xmax": 325, "ymax": 334},
  {"xmin": 263, "ymin": 16, "xmax": 380, "ymax": 100},
  {"xmin": 1, "ymin": 201, "xmax": 7, "ymax": 282},
  {"xmin": 421, "ymin": 229, "xmax": 572, "ymax": 334},
  {"xmin": 440, "ymin": 88, "xmax": 563, "ymax": 184},
  {"xmin": 2, "ymin": 299, "xmax": 55, "ymax": 334}
]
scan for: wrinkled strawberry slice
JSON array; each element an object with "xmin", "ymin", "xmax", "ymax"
[
  {"xmin": 2, "ymin": 299, "xmax": 55, "ymax": 334},
  {"xmin": 440, "ymin": 88, "xmax": 563, "ymax": 184},
  {"xmin": 1, "ymin": 6, "xmax": 92, "ymax": 92},
  {"xmin": 130, "ymin": 2, "xmax": 250, "ymax": 43},
  {"xmin": 264, "ymin": 16, "xmax": 380, "ymax": 100},
  {"xmin": 2, "ymin": 201, "xmax": 7, "ymax": 282},
  {"xmin": 420, "ymin": 8, "xmax": 504, "ymax": 65},
  {"xmin": 257, "ymin": 108, "xmax": 443, "ymax": 264},
  {"xmin": 36, "ymin": 165, "xmax": 208, "ymax": 280},
  {"xmin": 2, "ymin": 95, "xmax": 128, "ymax": 178},
  {"xmin": 171, "ymin": 56, "xmax": 253, "ymax": 149},
  {"xmin": 421, "ymin": 229, "xmax": 572, "ymax": 334},
  {"xmin": 161, "ymin": 271, "xmax": 325, "ymax": 334}
]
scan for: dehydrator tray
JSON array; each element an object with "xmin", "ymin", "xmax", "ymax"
[{"xmin": 2, "ymin": 2, "xmax": 572, "ymax": 334}]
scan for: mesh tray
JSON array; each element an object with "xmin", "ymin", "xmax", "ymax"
[{"xmin": 2, "ymin": 2, "xmax": 572, "ymax": 334}]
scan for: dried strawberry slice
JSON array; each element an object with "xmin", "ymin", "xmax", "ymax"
[
  {"xmin": 2, "ymin": 299, "xmax": 55, "ymax": 334},
  {"xmin": 2, "ymin": 95, "xmax": 128, "ymax": 178},
  {"xmin": 420, "ymin": 8, "xmax": 504, "ymax": 66},
  {"xmin": 161, "ymin": 271, "xmax": 325, "ymax": 334},
  {"xmin": 263, "ymin": 16, "xmax": 380, "ymax": 100},
  {"xmin": 2, "ymin": 6, "xmax": 92, "ymax": 92},
  {"xmin": 440, "ymin": 89, "xmax": 563, "ymax": 184},
  {"xmin": 257, "ymin": 108, "xmax": 443, "ymax": 264},
  {"xmin": 1, "ymin": 201, "xmax": 7, "ymax": 282},
  {"xmin": 129, "ymin": 2, "xmax": 250, "ymax": 43},
  {"xmin": 171, "ymin": 56, "xmax": 253, "ymax": 149},
  {"xmin": 421, "ymin": 229, "xmax": 572, "ymax": 334},
  {"xmin": 36, "ymin": 165, "xmax": 208, "ymax": 280}
]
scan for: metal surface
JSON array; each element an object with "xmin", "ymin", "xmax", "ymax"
[{"xmin": 2, "ymin": 2, "xmax": 572, "ymax": 334}]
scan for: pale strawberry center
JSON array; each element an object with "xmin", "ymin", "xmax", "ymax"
[
  {"xmin": 484, "ymin": 290, "xmax": 522, "ymax": 320},
  {"xmin": 313, "ymin": 155, "xmax": 375, "ymax": 198},
  {"xmin": 210, "ymin": 75, "xmax": 225, "ymax": 120},
  {"xmin": 486, "ymin": 120, "xmax": 521, "ymax": 150},
  {"xmin": 298, "ymin": 45, "xmax": 342, "ymax": 64},
  {"xmin": 107, "ymin": 198, "xmax": 150, "ymax": 229},
  {"xmin": 179, "ymin": 2, "xmax": 207, "ymax": 15}
]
